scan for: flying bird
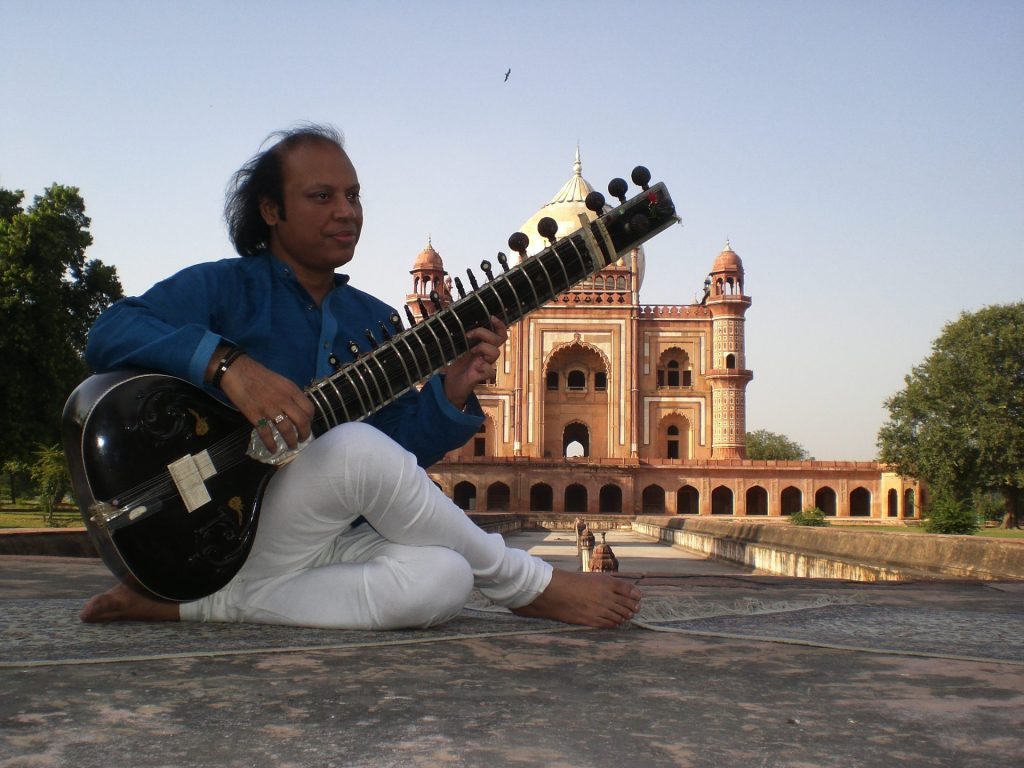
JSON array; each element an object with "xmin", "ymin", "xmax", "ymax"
[{"xmin": 504, "ymin": 68, "xmax": 511, "ymax": 82}]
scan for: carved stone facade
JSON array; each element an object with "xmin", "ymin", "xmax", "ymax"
[{"xmin": 407, "ymin": 155, "xmax": 922, "ymax": 521}]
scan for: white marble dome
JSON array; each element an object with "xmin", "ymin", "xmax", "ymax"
[{"xmin": 515, "ymin": 148, "xmax": 645, "ymax": 289}]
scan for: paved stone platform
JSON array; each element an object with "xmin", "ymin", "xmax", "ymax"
[{"xmin": 2, "ymin": 531, "xmax": 1023, "ymax": 767}]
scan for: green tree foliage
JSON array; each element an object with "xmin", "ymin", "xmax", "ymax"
[
  {"xmin": 30, "ymin": 444, "xmax": 71, "ymax": 527},
  {"xmin": 878, "ymin": 303, "xmax": 1024, "ymax": 528},
  {"xmin": 0, "ymin": 185, "xmax": 123, "ymax": 467},
  {"xmin": 745, "ymin": 429, "xmax": 810, "ymax": 460}
]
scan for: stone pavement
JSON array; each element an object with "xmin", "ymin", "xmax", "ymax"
[{"xmin": 1, "ymin": 531, "xmax": 1023, "ymax": 767}]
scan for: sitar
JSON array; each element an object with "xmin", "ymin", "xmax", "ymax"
[{"xmin": 62, "ymin": 169, "xmax": 677, "ymax": 601}]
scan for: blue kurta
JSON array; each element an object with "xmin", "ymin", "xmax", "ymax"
[{"xmin": 86, "ymin": 250, "xmax": 482, "ymax": 467}]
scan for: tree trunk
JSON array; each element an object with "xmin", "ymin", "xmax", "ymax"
[{"xmin": 1000, "ymin": 486, "xmax": 1020, "ymax": 529}]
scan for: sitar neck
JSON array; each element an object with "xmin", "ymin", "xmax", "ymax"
[{"xmin": 304, "ymin": 177, "xmax": 677, "ymax": 436}]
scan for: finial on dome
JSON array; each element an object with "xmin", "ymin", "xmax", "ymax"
[
  {"xmin": 573, "ymin": 144, "xmax": 582, "ymax": 177},
  {"xmin": 724, "ymin": 238, "xmax": 732, "ymax": 251}
]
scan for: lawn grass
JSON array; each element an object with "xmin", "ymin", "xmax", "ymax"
[
  {"xmin": 830, "ymin": 522, "xmax": 1024, "ymax": 539},
  {"xmin": 0, "ymin": 507, "xmax": 81, "ymax": 529}
]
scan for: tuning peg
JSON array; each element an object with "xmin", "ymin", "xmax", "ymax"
[
  {"xmin": 497, "ymin": 252, "xmax": 510, "ymax": 272},
  {"xmin": 480, "ymin": 259, "xmax": 494, "ymax": 281},
  {"xmin": 328, "ymin": 353, "xmax": 341, "ymax": 370},
  {"xmin": 417, "ymin": 297, "xmax": 429, "ymax": 317},
  {"xmin": 467, "ymin": 268, "xmax": 479, "ymax": 290},
  {"xmin": 378, "ymin": 320, "xmax": 392, "ymax": 340},
  {"xmin": 453, "ymin": 276, "xmax": 466, "ymax": 298},
  {"xmin": 429, "ymin": 290, "xmax": 443, "ymax": 311},
  {"xmin": 537, "ymin": 217, "xmax": 558, "ymax": 245},
  {"xmin": 364, "ymin": 329, "xmax": 379, "ymax": 349},
  {"xmin": 404, "ymin": 305, "xmax": 417, "ymax": 326},
  {"xmin": 608, "ymin": 178, "xmax": 628, "ymax": 204},
  {"xmin": 585, "ymin": 191, "xmax": 606, "ymax": 215},
  {"xmin": 390, "ymin": 312, "xmax": 404, "ymax": 332},
  {"xmin": 631, "ymin": 166, "xmax": 651, "ymax": 191},
  {"xmin": 347, "ymin": 340, "xmax": 360, "ymax": 357},
  {"xmin": 508, "ymin": 232, "xmax": 529, "ymax": 260}
]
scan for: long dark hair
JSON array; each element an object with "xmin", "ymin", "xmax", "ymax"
[{"xmin": 225, "ymin": 124, "xmax": 345, "ymax": 256}]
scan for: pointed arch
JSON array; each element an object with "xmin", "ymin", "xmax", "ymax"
[
  {"xmin": 453, "ymin": 481, "xmax": 477, "ymax": 511},
  {"xmin": 565, "ymin": 483, "xmax": 587, "ymax": 514},
  {"xmin": 781, "ymin": 486, "xmax": 802, "ymax": 516},
  {"xmin": 563, "ymin": 421, "xmax": 590, "ymax": 457},
  {"xmin": 677, "ymin": 485, "xmax": 700, "ymax": 515}
]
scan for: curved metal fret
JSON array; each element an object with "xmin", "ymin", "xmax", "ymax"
[{"xmin": 326, "ymin": 376, "xmax": 353, "ymax": 423}]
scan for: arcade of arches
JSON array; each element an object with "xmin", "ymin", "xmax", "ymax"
[{"xmin": 407, "ymin": 153, "xmax": 921, "ymax": 521}]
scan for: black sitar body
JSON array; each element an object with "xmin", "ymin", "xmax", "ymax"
[{"xmin": 62, "ymin": 371, "xmax": 272, "ymax": 601}]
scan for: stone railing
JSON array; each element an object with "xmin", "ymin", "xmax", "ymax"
[{"xmin": 633, "ymin": 516, "xmax": 1024, "ymax": 581}]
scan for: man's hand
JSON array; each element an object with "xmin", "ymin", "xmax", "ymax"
[
  {"xmin": 217, "ymin": 354, "xmax": 315, "ymax": 453},
  {"xmin": 442, "ymin": 316, "xmax": 508, "ymax": 410}
]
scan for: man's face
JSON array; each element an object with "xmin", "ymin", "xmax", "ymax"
[{"xmin": 261, "ymin": 140, "xmax": 363, "ymax": 276}]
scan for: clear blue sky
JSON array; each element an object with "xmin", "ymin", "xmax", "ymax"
[{"xmin": 3, "ymin": 0, "xmax": 1022, "ymax": 461}]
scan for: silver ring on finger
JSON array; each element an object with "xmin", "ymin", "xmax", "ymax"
[{"xmin": 273, "ymin": 413, "xmax": 288, "ymax": 425}]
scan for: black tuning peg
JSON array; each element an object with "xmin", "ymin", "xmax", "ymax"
[
  {"xmin": 480, "ymin": 259, "xmax": 494, "ymax": 280},
  {"xmin": 417, "ymin": 298, "xmax": 430, "ymax": 317},
  {"xmin": 585, "ymin": 191, "xmax": 606, "ymax": 215},
  {"xmin": 631, "ymin": 165, "xmax": 651, "ymax": 191},
  {"xmin": 608, "ymin": 178, "xmax": 628, "ymax": 204},
  {"xmin": 466, "ymin": 268, "xmax": 479, "ymax": 290},
  {"xmin": 328, "ymin": 353, "xmax": 341, "ymax": 370},
  {"xmin": 508, "ymin": 232, "xmax": 529, "ymax": 260},
  {"xmin": 404, "ymin": 305, "xmax": 417, "ymax": 327},
  {"xmin": 537, "ymin": 217, "xmax": 558, "ymax": 245},
  {"xmin": 378, "ymin": 321, "xmax": 392, "ymax": 340},
  {"xmin": 364, "ymin": 329, "xmax": 379, "ymax": 349},
  {"xmin": 347, "ymin": 340, "xmax": 361, "ymax": 357},
  {"xmin": 496, "ymin": 252, "xmax": 509, "ymax": 272},
  {"xmin": 429, "ymin": 290, "xmax": 443, "ymax": 311},
  {"xmin": 390, "ymin": 312, "xmax": 404, "ymax": 332},
  {"xmin": 453, "ymin": 276, "xmax": 466, "ymax": 298}
]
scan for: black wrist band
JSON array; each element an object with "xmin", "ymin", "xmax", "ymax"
[{"xmin": 211, "ymin": 347, "xmax": 244, "ymax": 389}]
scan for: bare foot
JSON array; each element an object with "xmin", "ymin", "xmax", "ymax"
[
  {"xmin": 512, "ymin": 570, "xmax": 642, "ymax": 628},
  {"xmin": 80, "ymin": 583, "xmax": 180, "ymax": 623}
]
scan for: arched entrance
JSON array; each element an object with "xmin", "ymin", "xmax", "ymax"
[
  {"xmin": 563, "ymin": 422, "xmax": 590, "ymax": 457},
  {"xmin": 712, "ymin": 486, "xmax": 734, "ymax": 515},
  {"xmin": 453, "ymin": 481, "xmax": 477, "ymax": 511},
  {"xmin": 642, "ymin": 485, "xmax": 666, "ymax": 514},
  {"xmin": 530, "ymin": 483, "xmax": 553, "ymax": 512},
  {"xmin": 746, "ymin": 486, "xmax": 768, "ymax": 515},
  {"xmin": 677, "ymin": 485, "xmax": 699, "ymax": 515},
  {"xmin": 487, "ymin": 482, "xmax": 511, "ymax": 511},
  {"xmin": 599, "ymin": 484, "xmax": 622, "ymax": 514},
  {"xmin": 850, "ymin": 487, "xmax": 871, "ymax": 517},
  {"xmin": 781, "ymin": 486, "xmax": 802, "ymax": 516},
  {"xmin": 815, "ymin": 487, "xmax": 837, "ymax": 517},
  {"xmin": 565, "ymin": 483, "xmax": 588, "ymax": 514}
]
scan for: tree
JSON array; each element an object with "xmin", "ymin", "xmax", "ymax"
[
  {"xmin": 0, "ymin": 185, "xmax": 123, "ymax": 468},
  {"xmin": 745, "ymin": 429, "xmax": 810, "ymax": 460},
  {"xmin": 878, "ymin": 303, "xmax": 1024, "ymax": 528},
  {"xmin": 30, "ymin": 444, "xmax": 70, "ymax": 527}
]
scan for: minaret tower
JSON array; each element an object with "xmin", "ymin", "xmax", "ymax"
[
  {"xmin": 405, "ymin": 237, "xmax": 451, "ymax": 322},
  {"xmin": 705, "ymin": 241, "xmax": 754, "ymax": 459}
]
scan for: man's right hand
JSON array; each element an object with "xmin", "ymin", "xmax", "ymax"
[{"xmin": 219, "ymin": 354, "xmax": 315, "ymax": 453}]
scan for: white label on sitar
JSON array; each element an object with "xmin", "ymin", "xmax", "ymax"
[{"xmin": 168, "ymin": 452, "xmax": 214, "ymax": 512}]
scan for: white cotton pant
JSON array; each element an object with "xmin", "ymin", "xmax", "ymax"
[{"xmin": 179, "ymin": 422, "xmax": 552, "ymax": 629}]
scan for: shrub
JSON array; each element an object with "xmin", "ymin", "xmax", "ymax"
[
  {"xmin": 790, "ymin": 507, "xmax": 830, "ymax": 527},
  {"xmin": 923, "ymin": 488, "xmax": 979, "ymax": 535}
]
